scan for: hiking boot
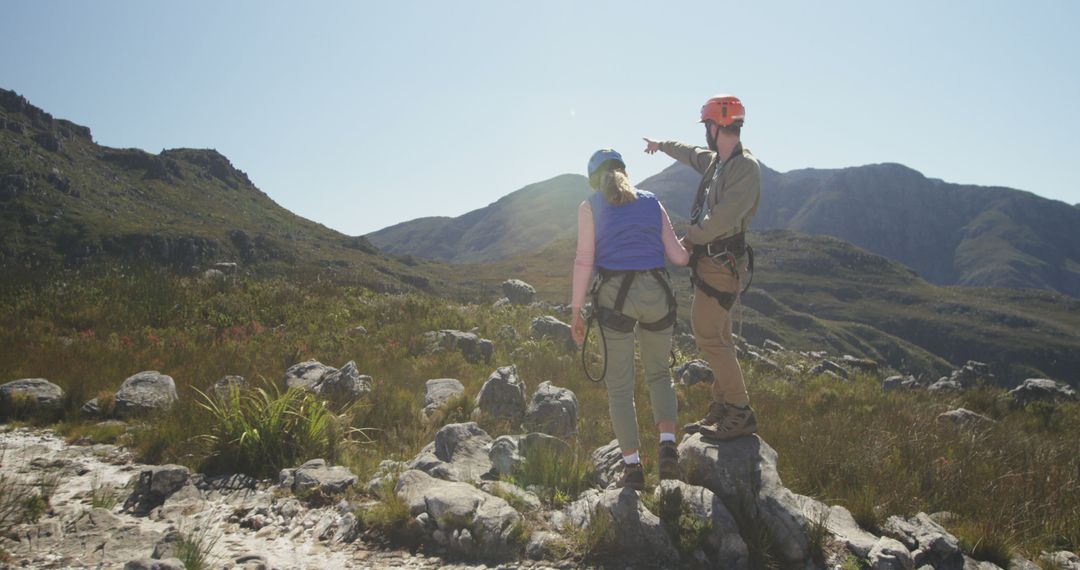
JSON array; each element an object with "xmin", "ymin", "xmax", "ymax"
[
  {"xmin": 658, "ymin": 441, "xmax": 681, "ymax": 481},
  {"xmin": 618, "ymin": 461, "xmax": 645, "ymax": 491},
  {"xmin": 683, "ymin": 401, "xmax": 728, "ymax": 435},
  {"xmin": 699, "ymin": 403, "xmax": 758, "ymax": 441}
]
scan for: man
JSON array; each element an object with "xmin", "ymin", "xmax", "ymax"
[{"xmin": 643, "ymin": 94, "xmax": 761, "ymax": 440}]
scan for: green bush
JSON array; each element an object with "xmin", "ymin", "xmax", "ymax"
[{"xmin": 195, "ymin": 383, "xmax": 364, "ymax": 478}]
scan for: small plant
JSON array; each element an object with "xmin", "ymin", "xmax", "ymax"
[
  {"xmin": 652, "ymin": 487, "xmax": 714, "ymax": 561},
  {"xmin": 174, "ymin": 522, "xmax": 220, "ymax": 570},
  {"xmin": 89, "ymin": 474, "xmax": 120, "ymax": 510},
  {"xmin": 424, "ymin": 391, "xmax": 475, "ymax": 429},
  {"xmin": 486, "ymin": 483, "xmax": 533, "ymax": 514},
  {"xmin": 512, "ymin": 446, "xmax": 593, "ymax": 508},
  {"xmin": 564, "ymin": 507, "xmax": 618, "ymax": 564},
  {"xmin": 952, "ymin": 520, "xmax": 1015, "ymax": 568},
  {"xmin": 847, "ymin": 486, "xmax": 881, "ymax": 534},
  {"xmin": 806, "ymin": 509, "xmax": 832, "ymax": 566},
  {"xmin": 358, "ymin": 475, "xmax": 418, "ymax": 546},
  {"xmin": 22, "ymin": 494, "xmax": 47, "ymax": 523}
]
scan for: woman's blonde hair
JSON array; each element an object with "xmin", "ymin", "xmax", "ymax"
[{"xmin": 595, "ymin": 167, "xmax": 637, "ymax": 205}]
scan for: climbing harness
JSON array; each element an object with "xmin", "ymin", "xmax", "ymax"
[
  {"xmin": 581, "ymin": 268, "xmax": 678, "ymax": 383},
  {"xmin": 688, "ymin": 232, "xmax": 754, "ymax": 311}
]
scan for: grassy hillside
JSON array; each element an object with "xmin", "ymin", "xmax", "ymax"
[
  {"xmin": 0, "ymin": 88, "xmax": 439, "ymax": 292},
  {"xmin": 368, "ymin": 173, "xmax": 590, "ymax": 263},
  {"xmin": 465, "ymin": 230, "xmax": 1080, "ymax": 386}
]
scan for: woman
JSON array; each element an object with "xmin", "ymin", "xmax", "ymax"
[{"xmin": 571, "ymin": 148, "xmax": 689, "ymax": 490}]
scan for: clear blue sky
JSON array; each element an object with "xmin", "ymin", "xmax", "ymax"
[{"xmin": 3, "ymin": 1, "xmax": 1078, "ymax": 235}]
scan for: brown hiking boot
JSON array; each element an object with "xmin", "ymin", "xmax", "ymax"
[
  {"xmin": 658, "ymin": 441, "xmax": 681, "ymax": 481},
  {"xmin": 683, "ymin": 401, "xmax": 728, "ymax": 435},
  {"xmin": 618, "ymin": 461, "xmax": 645, "ymax": 491},
  {"xmin": 699, "ymin": 404, "xmax": 758, "ymax": 441}
]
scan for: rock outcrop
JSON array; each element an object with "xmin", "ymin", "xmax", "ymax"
[
  {"xmin": 0, "ymin": 378, "xmax": 65, "ymax": 418},
  {"xmin": 114, "ymin": 371, "xmax": 178, "ymax": 418}
]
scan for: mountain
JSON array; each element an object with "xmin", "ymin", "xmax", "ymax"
[
  {"xmin": 640, "ymin": 162, "xmax": 1080, "ymax": 297},
  {"xmin": 465, "ymin": 230, "xmax": 1080, "ymax": 385},
  {"xmin": 0, "ymin": 88, "xmax": 437, "ymax": 290},
  {"xmin": 369, "ymin": 156, "xmax": 1080, "ymax": 298},
  {"xmin": 369, "ymin": 174, "xmax": 590, "ymax": 263}
]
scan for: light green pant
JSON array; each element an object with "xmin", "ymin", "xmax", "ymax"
[{"xmin": 596, "ymin": 271, "xmax": 678, "ymax": 452}]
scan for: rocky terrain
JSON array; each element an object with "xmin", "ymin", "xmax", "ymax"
[{"xmin": 3, "ymin": 331, "xmax": 1077, "ymax": 570}]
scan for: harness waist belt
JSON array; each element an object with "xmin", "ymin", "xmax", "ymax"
[
  {"xmin": 693, "ymin": 232, "xmax": 746, "ymax": 258},
  {"xmin": 591, "ymin": 267, "xmax": 677, "ymax": 333}
]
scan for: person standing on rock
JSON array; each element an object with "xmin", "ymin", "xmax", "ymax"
[
  {"xmin": 643, "ymin": 94, "xmax": 761, "ymax": 441},
  {"xmin": 570, "ymin": 148, "xmax": 689, "ymax": 490}
]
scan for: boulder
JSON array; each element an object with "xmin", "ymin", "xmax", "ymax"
[
  {"xmin": 124, "ymin": 559, "xmax": 186, "ymax": 570},
  {"xmin": 395, "ymin": 469, "xmax": 525, "ymax": 560},
  {"xmin": 423, "ymin": 329, "xmax": 495, "ymax": 364},
  {"xmin": 948, "ymin": 360, "xmax": 995, "ymax": 388},
  {"xmin": 936, "ymin": 408, "xmax": 996, "ymax": 428},
  {"xmin": 124, "ymin": 465, "xmax": 192, "ymax": 515},
  {"xmin": 557, "ymin": 487, "xmax": 680, "ymax": 567},
  {"xmin": 763, "ymin": 339, "xmax": 785, "ymax": 352},
  {"xmin": 928, "ymin": 378, "xmax": 964, "ymax": 393},
  {"xmin": 201, "ymin": 268, "xmax": 226, "ymax": 282},
  {"xmin": 868, "ymin": 536, "xmax": 915, "ymax": 570},
  {"xmin": 1039, "ymin": 551, "xmax": 1080, "ymax": 570},
  {"xmin": 281, "ymin": 360, "xmax": 371, "ymax": 405},
  {"xmin": 114, "ymin": 371, "xmax": 178, "ymax": 418},
  {"xmin": 283, "ymin": 359, "xmax": 334, "ymax": 390},
  {"xmin": 501, "ymin": 279, "xmax": 536, "ymax": 305},
  {"xmin": 842, "ymin": 354, "xmax": 879, "ymax": 372},
  {"xmin": 530, "ymin": 316, "xmax": 576, "ymax": 351},
  {"xmin": 810, "ymin": 360, "xmax": 849, "ymax": 379},
  {"xmin": 1009, "ymin": 378, "xmax": 1077, "ymax": 407},
  {"xmin": 316, "ymin": 360, "xmax": 372, "ymax": 405},
  {"xmin": 881, "ymin": 512, "xmax": 964, "ymax": 569},
  {"xmin": 523, "ymin": 381, "xmax": 578, "ymax": 438},
  {"xmin": 0, "ymin": 378, "xmax": 65, "ymax": 418},
  {"xmin": 210, "ymin": 375, "xmax": 246, "ymax": 399},
  {"xmin": 473, "ymin": 366, "xmax": 527, "ymax": 423},
  {"xmin": 678, "ymin": 434, "xmax": 813, "ymax": 566},
  {"xmin": 408, "ymin": 422, "xmax": 494, "ymax": 483},
  {"xmin": 591, "ymin": 439, "xmax": 624, "ymax": 489},
  {"xmin": 654, "ymin": 480, "xmax": 749, "ymax": 569},
  {"xmin": 676, "ymin": 359, "xmax": 715, "ymax": 386},
  {"xmin": 422, "ymin": 378, "xmax": 465, "ymax": 417},
  {"xmin": 883, "ymin": 375, "xmax": 920, "ymax": 392},
  {"xmin": 280, "ymin": 458, "xmax": 357, "ymax": 496}
]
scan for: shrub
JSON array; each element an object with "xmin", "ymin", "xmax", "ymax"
[
  {"xmin": 195, "ymin": 383, "xmax": 366, "ymax": 478},
  {"xmin": 508, "ymin": 446, "xmax": 593, "ymax": 508}
]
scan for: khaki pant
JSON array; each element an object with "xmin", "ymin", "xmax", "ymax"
[
  {"xmin": 596, "ymin": 271, "xmax": 678, "ymax": 452},
  {"xmin": 691, "ymin": 256, "xmax": 750, "ymax": 407}
]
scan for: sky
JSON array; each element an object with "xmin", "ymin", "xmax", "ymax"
[{"xmin": 2, "ymin": 1, "xmax": 1079, "ymax": 236}]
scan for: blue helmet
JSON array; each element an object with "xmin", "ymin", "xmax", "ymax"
[{"xmin": 587, "ymin": 148, "xmax": 625, "ymax": 179}]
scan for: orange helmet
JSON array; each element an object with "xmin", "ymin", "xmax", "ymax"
[{"xmin": 700, "ymin": 95, "xmax": 745, "ymax": 127}]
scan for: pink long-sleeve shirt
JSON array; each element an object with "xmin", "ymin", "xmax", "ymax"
[{"xmin": 571, "ymin": 198, "xmax": 689, "ymax": 311}]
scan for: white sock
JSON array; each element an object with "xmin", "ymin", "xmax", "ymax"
[
  {"xmin": 660, "ymin": 432, "xmax": 676, "ymax": 443},
  {"xmin": 623, "ymin": 452, "xmax": 641, "ymax": 465}
]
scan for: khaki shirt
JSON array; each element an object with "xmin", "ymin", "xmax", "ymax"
[{"xmin": 659, "ymin": 140, "xmax": 761, "ymax": 245}]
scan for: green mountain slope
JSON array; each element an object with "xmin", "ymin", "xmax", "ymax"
[
  {"xmin": 466, "ymin": 230, "xmax": 1080, "ymax": 386},
  {"xmin": 368, "ymin": 174, "xmax": 590, "ymax": 263},
  {"xmin": 368, "ymin": 156, "xmax": 1080, "ymax": 298},
  {"xmin": 641, "ymin": 161, "xmax": 1080, "ymax": 297},
  {"xmin": 0, "ymin": 88, "xmax": 436, "ymax": 291}
]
